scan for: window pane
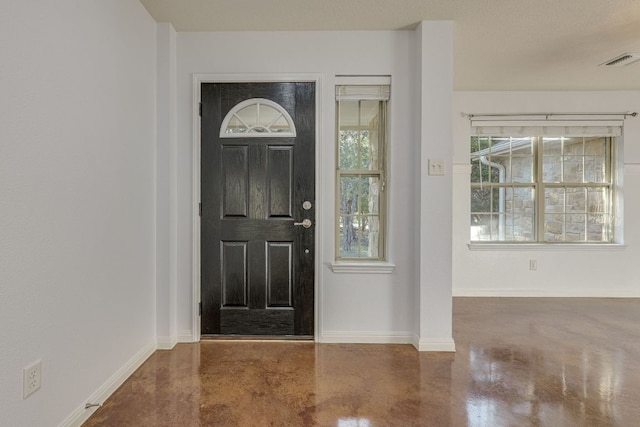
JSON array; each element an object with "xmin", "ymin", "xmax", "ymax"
[
  {"xmin": 587, "ymin": 188, "xmax": 611, "ymax": 242},
  {"xmin": 355, "ymin": 221, "xmax": 369, "ymax": 257},
  {"xmin": 362, "ymin": 176, "xmax": 380, "ymax": 215},
  {"xmin": 358, "ymin": 130, "xmax": 370, "ymax": 170},
  {"xmin": 343, "ymin": 215, "xmax": 381, "ymax": 258},
  {"xmin": 563, "ymin": 138, "xmax": 584, "ymax": 155},
  {"xmin": 338, "ymin": 100, "xmax": 383, "ymax": 171},
  {"xmin": 512, "ymin": 214, "xmax": 535, "ymax": 241},
  {"xmin": 566, "ymin": 188, "xmax": 586, "ymax": 212},
  {"xmin": 475, "ymin": 136, "xmax": 491, "ymax": 152},
  {"xmin": 470, "ymin": 158, "xmax": 484, "ymax": 183},
  {"xmin": 470, "ymin": 214, "xmax": 498, "ymax": 241},
  {"xmin": 471, "ymin": 187, "xmax": 494, "ymax": 213},
  {"xmin": 338, "ymin": 214, "xmax": 381, "ymax": 258},
  {"xmin": 227, "ymin": 115, "xmax": 248, "ymax": 133},
  {"xmin": 585, "ymin": 156, "xmax": 606, "ymax": 183},
  {"xmin": 489, "ymin": 137, "xmax": 507, "ymax": 154},
  {"xmin": 336, "ymin": 84, "xmax": 388, "ymax": 260},
  {"xmin": 360, "ymin": 100, "xmax": 381, "ymax": 170},
  {"xmin": 543, "ymin": 156, "xmax": 562, "ymax": 182},
  {"xmin": 488, "ymin": 155, "xmax": 508, "ymax": 183},
  {"xmin": 471, "ymin": 137, "xmax": 534, "ymax": 185},
  {"xmin": 504, "ymin": 187, "xmax": 535, "ymax": 241},
  {"xmin": 365, "ymin": 215, "xmax": 381, "ymax": 258},
  {"xmin": 510, "ymin": 156, "xmax": 532, "ymax": 183},
  {"xmin": 545, "ymin": 188, "xmax": 565, "ymax": 213},
  {"xmin": 565, "ymin": 214, "xmax": 586, "ymax": 241},
  {"xmin": 338, "ymin": 130, "xmax": 359, "ymax": 170},
  {"xmin": 338, "ymin": 175, "xmax": 382, "ymax": 258},
  {"xmin": 585, "ymin": 137, "xmax": 606, "ymax": 156},
  {"xmin": 511, "ymin": 138, "xmax": 533, "ymax": 156},
  {"xmin": 339, "ymin": 176, "xmax": 359, "ymax": 214},
  {"xmin": 544, "ymin": 187, "xmax": 602, "ymax": 242},
  {"xmin": 471, "ymin": 186, "xmax": 535, "ymax": 242},
  {"xmin": 338, "ymin": 100, "xmax": 359, "ymax": 126},
  {"xmin": 545, "ymin": 213, "xmax": 565, "ymax": 241},
  {"xmin": 472, "ymin": 134, "xmax": 614, "ymax": 243},
  {"xmin": 563, "ymin": 156, "xmax": 584, "ymax": 183},
  {"xmin": 543, "ymin": 139, "xmax": 562, "ymax": 155},
  {"xmin": 587, "ymin": 214, "xmax": 610, "ymax": 242},
  {"xmin": 338, "ymin": 215, "xmax": 358, "ymax": 257},
  {"xmin": 587, "ymin": 188, "xmax": 608, "ymax": 215},
  {"xmin": 271, "ymin": 115, "xmax": 289, "ymax": 133}
]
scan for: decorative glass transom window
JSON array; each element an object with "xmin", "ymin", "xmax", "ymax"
[
  {"xmin": 220, "ymin": 98, "xmax": 296, "ymax": 138},
  {"xmin": 470, "ymin": 121, "xmax": 622, "ymax": 243},
  {"xmin": 335, "ymin": 77, "xmax": 390, "ymax": 260}
]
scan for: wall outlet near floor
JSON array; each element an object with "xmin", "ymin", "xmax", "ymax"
[
  {"xmin": 529, "ymin": 259, "xmax": 537, "ymax": 271},
  {"xmin": 428, "ymin": 159, "xmax": 445, "ymax": 176},
  {"xmin": 23, "ymin": 360, "xmax": 42, "ymax": 399}
]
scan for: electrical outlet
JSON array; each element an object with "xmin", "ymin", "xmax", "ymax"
[
  {"xmin": 428, "ymin": 159, "xmax": 445, "ymax": 176},
  {"xmin": 23, "ymin": 360, "xmax": 41, "ymax": 399},
  {"xmin": 529, "ymin": 259, "xmax": 537, "ymax": 271}
]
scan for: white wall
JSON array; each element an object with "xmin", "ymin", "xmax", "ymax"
[
  {"xmin": 413, "ymin": 22, "xmax": 455, "ymax": 351},
  {"xmin": 156, "ymin": 23, "xmax": 179, "ymax": 349},
  {"xmin": 0, "ymin": 1, "xmax": 157, "ymax": 425},
  {"xmin": 176, "ymin": 31, "xmax": 424, "ymax": 342},
  {"xmin": 453, "ymin": 91, "xmax": 640, "ymax": 296}
]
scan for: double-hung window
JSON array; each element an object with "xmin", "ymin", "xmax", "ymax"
[
  {"xmin": 470, "ymin": 121, "xmax": 621, "ymax": 243},
  {"xmin": 335, "ymin": 78, "xmax": 390, "ymax": 260}
]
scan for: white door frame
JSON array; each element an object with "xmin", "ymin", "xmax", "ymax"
[{"xmin": 191, "ymin": 73, "xmax": 323, "ymax": 341}]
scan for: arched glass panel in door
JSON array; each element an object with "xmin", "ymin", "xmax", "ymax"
[{"xmin": 220, "ymin": 98, "xmax": 297, "ymax": 138}]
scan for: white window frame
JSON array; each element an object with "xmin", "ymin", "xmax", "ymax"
[
  {"xmin": 331, "ymin": 76, "xmax": 395, "ymax": 273},
  {"xmin": 468, "ymin": 118, "xmax": 626, "ymax": 248}
]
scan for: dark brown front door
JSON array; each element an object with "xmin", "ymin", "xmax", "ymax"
[{"xmin": 200, "ymin": 82, "xmax": 315, "ymax": 337}]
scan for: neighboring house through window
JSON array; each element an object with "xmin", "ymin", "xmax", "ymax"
[{"xmin": 470, "ymin": 119, "xmax": 623, "ymax": 243}]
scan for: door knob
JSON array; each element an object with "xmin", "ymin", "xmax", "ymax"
[{"xmin": 294, "ymin": 219, "xmax": 312, "ymax": 228}]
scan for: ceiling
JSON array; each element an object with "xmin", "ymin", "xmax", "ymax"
[{"xmin": 139, "ymin": 0, "xmax": 640, "ymax": 91}]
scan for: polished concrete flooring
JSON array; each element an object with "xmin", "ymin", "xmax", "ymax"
[{"xmin": 83, "ymin": 298, "xmax": 640, "ymax": 426}]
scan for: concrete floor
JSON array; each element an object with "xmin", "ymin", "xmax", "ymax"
[{"xmin": 83, "ymin": 298, "xmax": 640, "ymax": 426}]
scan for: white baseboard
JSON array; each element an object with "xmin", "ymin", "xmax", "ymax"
[
  {"xmin": 158, "ymin": 331, "xmax": 196, "ymax": 348},
  {"xmin": 412, "ymin": 335, "xmax": 456, "ymax": 352},
  {"xmin": 157, "ymin": 335, "xmax": 178, "ymax": 350},
  {"xmin": 320, "ymin": 330, "xmax": 413, "ymax": 344},
  {"xmin": 178, "ymin": 330, "xmax": 196, "ymax": 343},
  {"xmin": 453, "ymin": 288, "xmax": 640, "ymax": 297},
  {"xmin": 58, "ymin": 341, "xmax": 156, "ymax": 427}
]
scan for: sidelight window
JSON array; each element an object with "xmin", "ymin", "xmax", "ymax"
[{"xmin": 335, "ymin": 79, "xmax": 389, "ymax": 260}]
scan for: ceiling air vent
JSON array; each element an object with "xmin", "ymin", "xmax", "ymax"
[{"xmin": 600, "ymin": 53, "xmax": 640, "ymax": 67}]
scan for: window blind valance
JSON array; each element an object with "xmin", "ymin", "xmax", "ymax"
[
  {"xmin": 335, "ymin": 76, "xmax": 391, "ymax": 101},
  {"xmin": 471, "ymin": 120, "xmax": 623, "ymax": 137},
  {"xmin": 336, "ymin": 85, "xmax": 390, "ymax": 101}
]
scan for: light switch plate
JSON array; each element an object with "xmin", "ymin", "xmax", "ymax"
[{"xmin": 429, "ymin": 159, "xmax": 445, "ymax": 176}]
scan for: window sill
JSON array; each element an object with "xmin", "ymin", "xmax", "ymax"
[
  {"xmin": 467, "ymin": 243, "xmax": 627, "ymax": 252},
  {"xmin": 329, "ymin": 262, "xmax": 396, "ymax": 274}
]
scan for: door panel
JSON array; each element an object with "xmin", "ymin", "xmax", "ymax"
[
  {"xmin": 221, "ymin": 242, "xmax": 248, "ymax": 307},
  {"xmin": 267, "ymin": 146, "xmax": 293, "ymax": 217},
  {"xmin": 201, "ymin": 82, "xmax": 315, "ymax": 337},
  {"xmin": 267, "ymin": 242, "xmax": 293, "ymax": 307},
  {"xmin": 221, "ymin": 146, "xmax": 249, "ymax": 217}
]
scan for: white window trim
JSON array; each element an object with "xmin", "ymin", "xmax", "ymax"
[
  {"xmin": 467, "ymin": 243, "xmax": 627, "ymax": 251},
  {"xmin": 470, "ymin": 121, "xmax": 623, "ymax": 244},
  {"xmin": 334, "ymin": 76, "xmax": 391, "ymax": 264},
  {"xmin": 330, "ymin": 261, "xmax": 396, "ymax": 274}
]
